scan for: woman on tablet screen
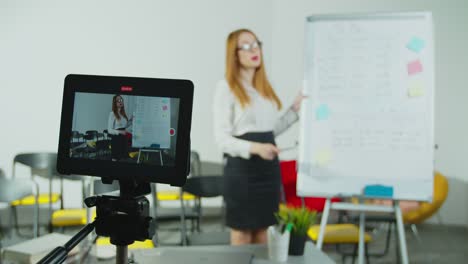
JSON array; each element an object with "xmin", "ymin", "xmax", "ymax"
[
  {"xmin": 213, "ymin": 29, "xmax": 306, "ymax": 245},
  {"xmin": 108, "ymin": 95, "xmax": 133, "ymax": 161}
]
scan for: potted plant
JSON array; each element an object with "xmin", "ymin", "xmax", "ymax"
[{"xmin": 276, "ymin": 205, "xmax": 317, "ymax": 256}]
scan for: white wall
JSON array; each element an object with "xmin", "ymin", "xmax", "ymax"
[
  {"xmin": 0, "ymin": 0, "xmax": 273, "ymax": 207},
  {"xmin": 73, "ymin": 93, "xmax": 116, "ymax": 133},
  {"xmin": 1, "ymin": 0, "xmax": 468, "ymax": 225}
]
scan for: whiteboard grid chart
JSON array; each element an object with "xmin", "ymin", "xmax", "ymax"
[{"xmin": 298, "ymin": 12, "xmax": 434, "ymax": 201}]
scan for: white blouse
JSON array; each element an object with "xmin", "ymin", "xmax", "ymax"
[
  {"xmin": 107, "ymin": 112, "xmax": 132, "ymax": 135},
  {"xmin": 213, "ymin": 79, "xmax": 298, "ymax": 159}
]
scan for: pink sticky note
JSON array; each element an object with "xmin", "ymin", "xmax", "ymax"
[
  {"xmin": 162, "ymin": 105, "xmax": 168, "ymax": 111},
  {"xmin": 407, "ymin": 60, "xmax": 423, "ymax": 75}
]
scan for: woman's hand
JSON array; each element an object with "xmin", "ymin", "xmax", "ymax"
[
  {"xmin": 292, "ymin": 91, "xmax": 308, "ymax": 112},
  {"xmin": 120, "ymin": 130, "xmax": 127, "ymax": 135},
  {"xmin": 250, "ymin": 143, "xmax": 280, "ymax": 160}
]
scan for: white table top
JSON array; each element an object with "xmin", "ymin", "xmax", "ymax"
[{"xmin": 129, "ymin": 242, "xmax": 335, "ymax": 264}]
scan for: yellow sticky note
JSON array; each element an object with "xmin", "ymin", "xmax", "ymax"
[
  {"xmin": 408, "ymin": 81, "xmax": 425, "ymax": 97},
  {"xmin": 314, "ymin": 149, "xmax": 332, "ymax": 166}
]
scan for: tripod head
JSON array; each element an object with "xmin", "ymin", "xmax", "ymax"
[{"xmin": 85, "ymin": 178, "xmax": 155, "ymax": 246}]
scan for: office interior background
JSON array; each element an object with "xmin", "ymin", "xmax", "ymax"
[{"xmin": 1, "ymin": 0, "xmax": 467, "ymax": 258}]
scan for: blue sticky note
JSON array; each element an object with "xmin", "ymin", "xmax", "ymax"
[
  {"xmin": 407, "ymin": 37, "xmax": 425, "ymax": 53},
  {"xmin": 316, "ymin": 104, "xmax": 330, "ymax": 120},
  {"xmin": 363, "ymin": 185, "xmax": 394, "ymax": 198}
]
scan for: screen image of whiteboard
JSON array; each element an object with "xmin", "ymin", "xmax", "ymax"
[
  {"xmin": 132, "ymin": 97, "xmax": 173, "ymax": 149},
  {"xmin": 298, "ymin": 12, "xmax": 434, "ymax": 201}
]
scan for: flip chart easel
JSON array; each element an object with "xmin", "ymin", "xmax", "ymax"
[{"xmin": 298, "ymin": 11, "xmax": 435, "ymax": 264}]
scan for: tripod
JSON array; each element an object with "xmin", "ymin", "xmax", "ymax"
[{"xmin": 38, "ymin": 178, "xmax": 155, "ymax": 264}]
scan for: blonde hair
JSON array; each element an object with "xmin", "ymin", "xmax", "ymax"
[{"xmin": 225, "ymin": 29, "xmax": 282, "ymax": 109}]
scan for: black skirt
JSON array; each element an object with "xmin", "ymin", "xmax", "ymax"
[
  {"xmin": 110, "ymin": 128, "xmax": 128, "ymax": 160},
  {"xmin": 223, "ymin": 131, "xmax": 281, "ymax": 230}
]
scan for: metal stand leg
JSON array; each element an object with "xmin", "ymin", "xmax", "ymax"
[
  {"xmin": 394, "ymin": 202, "xmax": 409, "ymax": 264},
  {"xmin": 358, "ymin": 212, "xmax": 366, "ymax": 264},
  {"xmin": 317, "ymin": 198, "xmax": 331, "ymax": 250}
]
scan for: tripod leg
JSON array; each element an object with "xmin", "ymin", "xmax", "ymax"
[{"xmin": 116, "ymin": 245, "xmax": 128, "ymax": 264}]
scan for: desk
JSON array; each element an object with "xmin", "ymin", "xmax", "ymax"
[{"xmin": 127, "ymin": 242, "xmax": 335, "ymax": 264}]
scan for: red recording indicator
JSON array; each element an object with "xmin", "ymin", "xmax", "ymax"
[
  {"xmin": 121, "ymin": 86, "xmax": 133, "ymax": 92},
  {"xmin": 169, "ymin": 128, "xmax": 176, "ymax": 136}
]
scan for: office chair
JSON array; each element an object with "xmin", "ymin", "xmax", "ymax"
[
  {"xmin": 96, "ymin": 130, "xmax": 111, "ymax": 158},
  {"xmin": 179, "ymin": 175, "xmax": 229, "ymax": 246},
  {"xmin": 150, "ymin": 151, "xmax": 202, "ymax": 246},
  {"xmin": 50, "ymin": 174, "xmax": 88, "ymax": 232},
  {"xmin": 83, "ymin": 130, "xmax": 100, "ymax": 158},
  {"xmin": 70, "ymin": 131, "xmax": 85, "ymax": 158},
  {"xmin": 11, "ymin": 153, "xmax": 62, "ymax": 235},
  {"xmin": 0, "ymin": 168, "xmax": 39, "ymax": 238}
]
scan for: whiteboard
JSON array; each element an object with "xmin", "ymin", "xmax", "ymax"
[
  {"xmin": 298, "ymin": 12, "xmax": 434, "ymax": 201},
  {"xmin": 132, "ymin": 97, "xmax": 171, "ymax": 149}
]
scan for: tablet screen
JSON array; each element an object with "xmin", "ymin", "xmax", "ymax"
[
  {"xmin": 58, "ymin": 74, "xmax": 193, "ymax": 185},
  {"xmin": 71, "ymin": 92, "xmax": 180, "ymax": 167}
]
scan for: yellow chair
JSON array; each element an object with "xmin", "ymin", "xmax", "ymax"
[
  {"xmin": 157, "ymin": 190, "xmax": 196, "ymax": 201},
  {"xmin": 404, "ymin": 171, "xmax": 448, "ymax": 223},
  {"xmin": 49, "ymin": 175, "xmax": 89, "ymax": 231},
  {"xmin": 51, "ymin": 208, "xmax": 88, "ymax": 227},
  {"xmin": 308, "ymin": 223, "xmax": 372, "ymax": 263},
  {"xmin": 368, "ymin": 171, "xmax": 449, "ymax": 237},
  {"xmin": 92, "ymin": 237, "xmax": 155, "ymax": 260},
  {"xmin": 401, "ymin": 171, "xmax": 449, "ymax": 239},
  {"xmin": 96, "ymin": 237, "xmax": 154, "ymax": 249},
  {"xmin": 308, "ymin": 224, "xmax": 372, "ymax": 244}
]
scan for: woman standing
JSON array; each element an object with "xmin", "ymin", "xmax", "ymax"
[
  {"xmin": 108, "ymin": 95, "xmax": 133, "ymax": 161},
  {"xmin": 213, "ymin": 29, "xmax": 305, "ymax": 245}
]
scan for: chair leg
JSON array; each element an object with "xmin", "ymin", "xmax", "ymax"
[
  {"xmin": 0, "ymin": 214, "xmax": 4, "ymax": 238},
  {"xmin": 11, "ymin": 206, "xmax": 20, "ymax": 236},
  {"xmin": 351, "ymin": 244, "xmax": 357, "ymax": 264},
  {"xmin": 365, "ymin": 243, "xmax": 370, "ymax": 263},
  {"xmin": 2, "ymin": 208, "xmax": 13, "ymax": 239},
  {"xmin": 410, "ymin": 224, "xmax": 421, "ymax": 243},
  {"xmin": 370, "ymin": 222, "xmax": 393, "ymax": 258},
  {"xmin": 383, "ymin": 222, "xmax": 393, "ymax": 256}
]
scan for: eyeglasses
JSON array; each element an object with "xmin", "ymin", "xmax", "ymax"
[
  {"xmin": 116, "ymin": 98, "xmax": 123, "ymax": 103},
  {"xmin": 237, "ymin": 41, "xmax": 262, "ymax": 52}
]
